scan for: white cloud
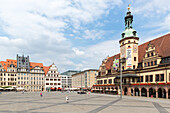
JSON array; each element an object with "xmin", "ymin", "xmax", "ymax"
[
  {"xmin": 72, "ymin": 39, "xmax": 120, "ymax": 70},
  {"xmin": 0, "ymin": 0, "xmax": 123, "ymax": 72},
  {"xmin": 83, "ymin": 30, "xmax": 105, "ymax": 40},
  {"xmin": 72, "ymin": 48, "xmax": 85, "ymax": 56}
]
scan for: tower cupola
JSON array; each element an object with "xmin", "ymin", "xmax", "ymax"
[{"xmin": 121, "ymin": 5, "xmax": 137, "ymax": 39}]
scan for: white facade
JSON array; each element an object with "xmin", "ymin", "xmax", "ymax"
[
  {"xmin": 45, "ymin": 63, "xmax": 61, "ymax": 91},
  {"xmin": 61, "ymin": 75, "xmax": 72, "ymax": 89}
]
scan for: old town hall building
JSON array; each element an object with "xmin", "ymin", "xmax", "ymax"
[{"xmin": 93, "ymin": 8, "xmax": 170, "ymax": 99}]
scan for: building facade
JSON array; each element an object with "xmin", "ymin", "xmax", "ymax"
[
  {"xmin": 72, "ymin": 69, "xmax": 98, "ymax": 89},
  {"xmin": 0, "ymin": 55, "xmax": 53, "ymax": 92},
  {"xmin": 93, "ymin": 8, "xmax": 170, "ymax": 99},
  {"xmin": 60, "ymin": 75, "xmax": 72, "ymax": 89},
  {"xmin": 60, "ymin": 70, "xmax": 80, "ymax": 89},
  {"xmin": 44, "ymin": 63, "xmax": 61, "ymax": 91}
]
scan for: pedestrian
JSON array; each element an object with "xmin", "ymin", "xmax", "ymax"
[
  {"xmin": 22, "ymin": 90, "xmax": 24, "ymax": 94},
  {"xmin": 40, "ymin": 92, "xmax": 43, "ymax": 97},
  {"xmin": 66, "ymin": 95, "xmax": 69, "ymax": 103}
]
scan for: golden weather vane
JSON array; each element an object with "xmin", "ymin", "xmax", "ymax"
[{"xmin": 128, "ymin": 4, "xmax": 131, "ymax": 11}]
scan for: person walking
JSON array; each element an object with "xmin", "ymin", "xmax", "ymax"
[
  {"xmin": 40, "ymin": 92, "xmax": 43, "ymax": 97},
  {"xmin": 66, "ymin": 95, "xmax": 69, "ymax": 103}
]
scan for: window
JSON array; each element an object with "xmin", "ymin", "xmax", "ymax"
[
  {"xmin": 151, "ymin": 61, "xmax": 153, "ymax": 66},
  {"xmin": 50, "ymin": 83, "xmax": 53, "ymax": 85},
  {"xmin": 150, "ymin": 75, "xmax": 153, "ymax": 82},
  {"xmin": 144, "ymin": 63, "xmax": 146, "ymax": 67},
  {"xmin": 132, "ymin": 78, "xmax": 135, "ymax": 82},
  {"xmin": 109, "ymin": 79, "xmax": 112, "ymax": 84},
  {"xmin": 161, "ymin": 74, "xmax": 164, "ymax": 81},
  {"xmin": 145, "ymin": 75, "xmax": 148, "ymax": 82},
  {"xmin": 101, "ymin": 80, "xmax": 103, "ymax": 84},
  {"xmin": 147, "ymin": 53, "xmax": 150, "ymax": 57},
  {"xmin": 156, "ymin": 74, "xmax": 159, "ymax": 81},
  {"xmin": 54, "ymin": 83, "xmax": 57, "ymax": 85},
  {"xmin": 151, "ymin": 52, "xmax": 153, "ymax": 56},
  {"xmin": 108, "ymin": 70, "xmax": 111, "ymax": 74},
  {"xmin": 128, "ymin": 40, "xmax": 130, "ymax": 43},
  {"xmin": 134, "ymin": 57, "xmax": 136, "ymax": 61},
  {"xmin": 128, "ymin": 46, "xmax": 130, "ymax": 48},
  {"xmin": 104, "ymin": 80, "xmax": 107, "ymax": 84},
  {"xmin": 154, "ymin": 61, "xmax": 157, "ymax": 65},
  {"xmin": 46, "ymin": 83, "xmax": 49, "ymax": 85},
  {"xmin": 140, "ymin": 76, "xmax": 143, "ymax": 82},
  {"xmin": 133, "ymin": 65, "xmax": 135, "ymax": 69},
  {"xmin": 148, "ymin": 62, "xmax": 150, "ymax": 66},
  {"xmin": 122, "ymin": 66, "xmax": 124, "ymax": 71}
]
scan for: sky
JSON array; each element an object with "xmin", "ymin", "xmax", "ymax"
[{"xmin": 0, "ymin": 0, "xmax": 169, "ymax": 72}]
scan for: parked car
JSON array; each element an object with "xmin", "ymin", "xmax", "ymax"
[{"xmin": 77, "ymin": 91, "xmax": 86, "ymax": 94}]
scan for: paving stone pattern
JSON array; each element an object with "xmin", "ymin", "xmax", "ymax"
[{"xmin": 0, "ymin": 92, "xmax": 169, "ymax": 113}]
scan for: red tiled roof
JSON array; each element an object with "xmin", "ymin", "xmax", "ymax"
[
  {"xmin": 43, "ymin": 66, "xmax": 50, "ymax": 75},
  {"xmin": 104, "ymin": 33, "xmax": 170, "ymax": 69},
  {"xmin": 0, "ymin": 59, "xmax": 17, "ymax": 71},
  {"xmin": 105, "ymin": 53, "xmax": 120, "ymax": 70},
  {"xmin": 30, "ymin": 62, "xmax": 43, "ymax": 69},
  {"xmin": 138, "ymin": 33, "xmax": 170, "ymax": 62}
]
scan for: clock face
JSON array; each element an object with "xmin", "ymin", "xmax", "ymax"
[
  {"xmin": 133, "ymin": 45, "xmax": 138, "ymax": 53},
  {"xmin": 121, "ymin": 46, "xmax": 126, "ymax": 58}
]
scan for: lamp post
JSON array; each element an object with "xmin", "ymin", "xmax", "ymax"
[{"xmin": 120, "ymin": 58, "xmax": 126, "ymax": 99}]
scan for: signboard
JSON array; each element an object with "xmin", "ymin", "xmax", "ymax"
[
  {"xmin": 121, "ymin": 46, "xmax": 126, "ymax": 58},
  {"xmin": 127, "ymin": 47, "xmax": 132, "ymax": 67},
  {"xmin": 133, "ymin": 45, "xmax": 138, "ymax": 53},
  {"xmin": 113, "ymin": 59, "xmax": 119, "ymax": 70}
]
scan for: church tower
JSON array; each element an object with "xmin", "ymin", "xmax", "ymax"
[{"xmin": 119, "ymin": 5, "xmax": 139, "ymax": 70}]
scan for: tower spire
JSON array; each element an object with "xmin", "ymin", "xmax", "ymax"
[
  {"xmin": 121, "ymin": 4, "xmax": 137, "ymax": 39},
  {"xmin": 125, "ymin": 4, "xmax": 133, "ymax": 29}
]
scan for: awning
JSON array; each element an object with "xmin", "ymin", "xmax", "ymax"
[
  {"xmin": 6, "ymin": 88, "xmax": 13, "ymax": 89},
  {"xmin": 51, "ymin": 87, "xmax": 55, "ymax": 90},
  {"xmin": 58, "ymin": 88, "xmax": 62, "ymax": 90},
  {"xmin": 0, "ymin": 87, "xmax": 3, "ymax": 89},
  {"xmin": 16, "ymin": 88, "xmax": 24, "ymax": 90},
  {"xmin": 115, "ymin": 74, "xmax": 138, "ymax": 79}
]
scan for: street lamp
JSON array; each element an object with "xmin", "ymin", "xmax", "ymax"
[{"xmin": 120, "ymin": 58, "xmax": 126, "ymax": 99}]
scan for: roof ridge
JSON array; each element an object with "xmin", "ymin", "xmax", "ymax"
[{"xmin": 138, "ymin": 33, "xmax": 170, "ymax": 47}]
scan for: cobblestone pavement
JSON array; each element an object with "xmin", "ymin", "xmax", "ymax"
[{"xmin": 0, "ymin": 92, "xmax": 169, "ymax": 113}]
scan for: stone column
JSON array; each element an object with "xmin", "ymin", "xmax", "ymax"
[
  {"xmin": 128, "ymin": 87, "xmax": 131, "ymax": 96},
  {"xmin": 147, "ymin": 88, "xmax": 149, "ymax": 97},
  {"xmin": 139, "ymin": 88, "xmax": 141, "ymax": 96},
  {"xmin": 133, "ymin": 88, "xmax": 135, "ymax": 96},
  {"xmin": 156, "ymin": 88, "xmax": 158, "ymax": 98}
]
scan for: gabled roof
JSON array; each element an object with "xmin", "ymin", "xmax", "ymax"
[
  {"xmin": 30, "ymin": 62, "xmax": 43, "ymax": 69},
  {"xmin": 105, "ymin": 53, "xmax": 120, "ymax": 70},
  {"xmin": 43, "ymin": 66, "xmax": 50, "ymax": 75},
  {"xmin": 102, "ymin": 33, "xmax": 170, "ymax": 70},
  {"xmin": 138, "ymin": 33, "xmax": 170, "ymax": 62}
]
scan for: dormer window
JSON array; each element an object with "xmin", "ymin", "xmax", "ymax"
[
  {"xmin": 133, "ymin": 31, "xmax": 136, "ymax": 36},
  {"xmin": 122, "ymin": 33, "xmax": 125, "ymax": 38}
]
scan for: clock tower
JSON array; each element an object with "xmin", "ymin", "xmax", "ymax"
[{"xmin": 119, "ymin": 6, "xmax": 139, "ymax": 70}]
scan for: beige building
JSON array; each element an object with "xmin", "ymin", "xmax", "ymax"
[
  {"xmin": 0, "ymin": 55, "xmax": 48, "ymax": 92},
  {"xmin": 93, "ymin": 8, "xmax": 170, "ymax": 99},
  {"xmin": 72, "ymin": 69, "xmax": 98, "ymax": 89}
]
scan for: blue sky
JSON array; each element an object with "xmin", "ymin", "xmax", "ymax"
[{"xmin": 0, "ymin": 0, "xmax": 169, "ymax": 72}]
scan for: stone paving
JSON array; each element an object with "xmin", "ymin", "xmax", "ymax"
[{"xmin": 0, "ymin": 92, "xmax": 169, "ymax": 113}]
